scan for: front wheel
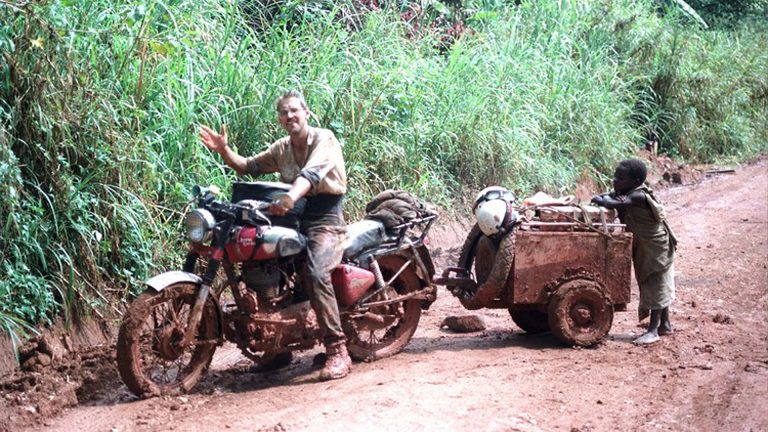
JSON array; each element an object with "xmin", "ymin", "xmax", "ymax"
[
  {"xmin": 117, "ymin": 283, "xmax": 219, "ymax": 397},
  {"xmin": 343, "ymin": 255, "xmax": 423, "ymax": 361}
]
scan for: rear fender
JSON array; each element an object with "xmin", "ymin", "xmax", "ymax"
[
  {"xmin": 145, "ymin": 271, "xmax": 203, "ymax": 292},
  {"xmin": 415, "ymin": 244, "xmax": 436, "ymax": 281},
  {"xmin": 389, "ymin": 246, "xmax": 437, "ymax": 309}
]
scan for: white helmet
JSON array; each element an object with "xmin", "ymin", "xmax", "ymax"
[{"xmin": 473, "ymin": 186, "xmax": 517, "ymax": 236}]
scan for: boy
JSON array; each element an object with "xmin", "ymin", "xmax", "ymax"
[{"xmin": 592, "ymin": 159, "xmax": 678, "ymax": 345}]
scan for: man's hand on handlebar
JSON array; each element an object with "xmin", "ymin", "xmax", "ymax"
[{"xmin": 269, "ymin": 193, "xmax": 295, "ymax": 216}]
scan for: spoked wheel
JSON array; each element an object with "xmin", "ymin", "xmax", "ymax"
[
  {"xmin": 509, "ymin": 309, "xmax": 550, "ymax": 334},
  {"xmin": 117, "ymin": 283, "xmax": 219, "ymax": 397},
  {"xmin": 547, "ymin": 279, "xmax": 613, "ymax": 347},
  {"xmin": 343, "ymin": 256, "xmax": 423, "ymax": 361}
]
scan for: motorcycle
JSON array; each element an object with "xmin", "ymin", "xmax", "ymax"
[{"xmin": 117, "ymin": 181, "xmax": 438, "ymax": 397}]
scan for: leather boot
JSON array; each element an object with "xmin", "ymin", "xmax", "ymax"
[{"xmin": 319, "ymin": 342, "xmax": 352, "ymax": 381}]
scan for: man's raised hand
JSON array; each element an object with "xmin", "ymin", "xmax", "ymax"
[{"xmin": 200, "ymin": 124, "xmax": 228, "ymax": 153}]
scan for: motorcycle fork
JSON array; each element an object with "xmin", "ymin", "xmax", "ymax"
[
  {"xmin": 182, "ymin": 223, "xmax": 230, "ymax": 347},
  {"xmin": 181, "ymin": 259, "xmax": 219, "ymax": 346}
]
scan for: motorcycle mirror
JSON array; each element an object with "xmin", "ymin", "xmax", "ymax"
[{"xmin": 191, "ymin": 185, "xmax": 221, "ymax": 198}]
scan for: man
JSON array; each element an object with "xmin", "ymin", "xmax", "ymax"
[{"xmin": 199, "ymin": 90, "xmax": 351, "ymax": 380}]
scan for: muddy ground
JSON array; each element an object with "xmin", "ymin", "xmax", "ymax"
[{"xmin": 1, "ymin": 158, "xmax": 766, "ymax": 432}]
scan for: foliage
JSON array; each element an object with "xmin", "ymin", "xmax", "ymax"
[{"xmin": 0, "ymin": 0, "xmax": 766, "ymax": 342}]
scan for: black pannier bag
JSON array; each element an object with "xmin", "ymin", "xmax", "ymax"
[{"xmin": 231, "ymin": 181, "xmax": 306, "ymax": 229}]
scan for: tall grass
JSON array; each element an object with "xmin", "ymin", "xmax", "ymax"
[{"xmin": 0, "ymin": 0, "xmax": 766, "ymax": 344}]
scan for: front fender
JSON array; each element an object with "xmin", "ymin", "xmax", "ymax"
[
  {"xmin": 143, "ymin": 271, "xmax": 224, "ymax": 340},
  {"xmin": 145, "ymin": 271, "xmax": 203, "ymax": 292}
]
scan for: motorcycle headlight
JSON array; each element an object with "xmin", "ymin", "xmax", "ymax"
[{"xmin": 185, "ymin": 209, "xmax": 216, "ymax": 243}]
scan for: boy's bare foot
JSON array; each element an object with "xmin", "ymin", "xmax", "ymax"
[{"xmin": 633, "ymin": 331, "xmax": 660, "ymax": 345}]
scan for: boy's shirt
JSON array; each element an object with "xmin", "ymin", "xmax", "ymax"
[{"xmin": 632, "ymin": 185, "xmax": 678, "ymax": 249}]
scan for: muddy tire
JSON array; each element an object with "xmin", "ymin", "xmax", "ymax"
[
  {"xmin": 117, "ymin": 283, "xmax": 218, "ymax": 397},
  {"xmin": 509, "ymin": 309, "xmax": 550, "ymax": 334},
  {"xmin": 457, "ymin": 224, "xmax": 493, "ymax": 284},
  {"xmin": 547, "ymin": 280, "xmax": 613, "ymax": 347},
  {"xmin": 344, "ymin": 256, "xmax": 423, "ymax": 361}
]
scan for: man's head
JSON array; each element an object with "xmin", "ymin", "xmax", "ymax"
[
  {"xmin": 613, "ymin": 158, "xmax": 647, "ymax": 194},
  {"xmin": 275, "ymin": 90, "xmax": 309, "ymax": 135}
]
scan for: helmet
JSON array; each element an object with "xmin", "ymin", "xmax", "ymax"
[
  {"xmin": 473, "ymin": 186, "xmax": 517, "ymax": 236},
  {"xmin": 473, "ymin": 186, "xmax": 516, "ymax": 211}
]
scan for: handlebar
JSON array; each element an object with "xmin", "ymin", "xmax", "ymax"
[{"xmin": 197, "ymin": 191, "xmax": 272, "ymax": 226}]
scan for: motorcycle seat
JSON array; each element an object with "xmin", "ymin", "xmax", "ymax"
[{"xmin": 343, "ymin": 219, "xmax": 390, "ymax": 259}]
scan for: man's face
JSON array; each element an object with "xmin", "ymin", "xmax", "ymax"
[
  {"xmin": 612, "ymin": 165, "xmax": 637, "ymax": 194},
  {"xmin": 277, "ymin": 97, "xmax": 308, "ymax": 135}
]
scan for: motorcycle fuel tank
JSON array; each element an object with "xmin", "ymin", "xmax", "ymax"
[
  {"xmin": 226, "ymin": 226, "xmax": 306, "ymax": 262},
  {"xmin": 332, "ymin": 264, "xmax": 376, "ymax": 306}
]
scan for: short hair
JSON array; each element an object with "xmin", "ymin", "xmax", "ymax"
[
  {"xmin": 618, "ymin": 158, "xmax": 648, "ymax": 183},
  {"xmin": 275, "ymin": 90, "xmax": 308, "ymax": 112}
]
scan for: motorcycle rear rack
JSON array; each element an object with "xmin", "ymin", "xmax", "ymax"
[{"xmin": 388, "ymin": 214, "xmax": 438, "ymax": 249}]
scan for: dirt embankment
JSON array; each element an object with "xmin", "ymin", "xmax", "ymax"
[{"xmin": 1, "ymin": 158, "xmax": 766, "ymax": 432}]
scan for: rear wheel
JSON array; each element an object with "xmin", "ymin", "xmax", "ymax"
[
  {"xmin": 343, "ymin": 256, "xmax": 423, "ymax": 361},
  {"xmin": 117, "ymin": 283, "xmax": 218, "ymax": 397},
  {"xmin": 547, "ymin": 280, "xmax": 613, "ymax": 347}
]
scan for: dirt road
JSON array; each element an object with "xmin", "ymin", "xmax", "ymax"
[{"xmin": 4, "ymin": 159, "xmax": 767, "ymax": 432}]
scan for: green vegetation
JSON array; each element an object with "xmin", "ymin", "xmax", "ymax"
[{"xmin": 1, "ymin": 0, "xmax": 766, "ymax": 349}]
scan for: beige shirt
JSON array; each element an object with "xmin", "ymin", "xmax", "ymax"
[{"xmin": 244, "ymin": 127, "xmax": 347, "ymax": 196}]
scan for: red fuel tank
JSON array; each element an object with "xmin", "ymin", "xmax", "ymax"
[
  {"xmin": 225, "ymin": 226, "xmax": 262, "ymax": 262},
  {"xmin": 332, "ymin": 264, "xmax": 376, "ymax": 306}
]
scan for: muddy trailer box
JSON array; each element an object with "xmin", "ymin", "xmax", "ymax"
[
  {"xmin": 438, "ymin": 210, "xmax": 633, "ymax": 347},
  {"xmin": 509, "ymin": 230, "xmax": 632, "ymax": 308}
]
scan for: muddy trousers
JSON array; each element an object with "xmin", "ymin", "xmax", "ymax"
[{"xmin": 303, "ymin": 225, "xmax": 347, "ymax": 346}]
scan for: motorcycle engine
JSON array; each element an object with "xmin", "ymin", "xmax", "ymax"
[{"xmin": 242, "ymin": 262, "xmax": 282, "ymax": 300}]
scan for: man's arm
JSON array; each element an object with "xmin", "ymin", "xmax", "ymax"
[
  {"xmin": 298, "ymin": 132, "xmax": 343, "ymax": 189},
  {"xmin": 269, "ymin": 176, "xmax": 312, "ymax": 216},
  {"xmin": 199, "ymin": 124, "xmax": 250, "ymax": 175}
]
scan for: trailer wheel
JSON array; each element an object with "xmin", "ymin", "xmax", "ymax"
[
  {"xmin": 547, "ymin": 280, "xmax": 613, "ymax": 347},
  {"xmin": 509, "ymin": 309, "xmax": 550, "ymax": 334}
]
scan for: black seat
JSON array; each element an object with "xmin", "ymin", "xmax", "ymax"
[{"xmin": 343, "ymin": 219, "xmax": 389, "ymax": 259}]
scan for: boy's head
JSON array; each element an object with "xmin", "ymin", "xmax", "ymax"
[{"xmin": 613, "ymin": 159, "xmax": 647, "ymax": 194}]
